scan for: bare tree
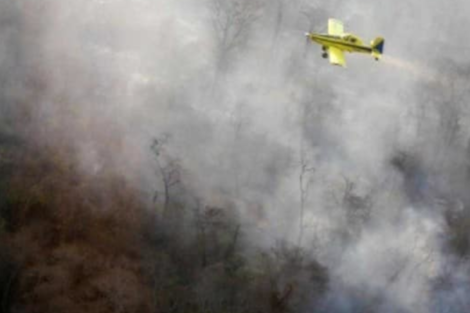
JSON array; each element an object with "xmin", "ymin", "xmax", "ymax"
[
  {"xmin": 290, "ymin": 77, "xmax": 335, "ymax": 247},
  {"xmin": 270, "ymin": 0, "xmax": 285, "ymax": 50},
  {"xmin": 297, "ymin": 101, "xmax": 315, "ymax": 247},
  {"xmin": 229, "ymin": 101, "xmax": 251, "ymax": 197},
  {"xmin": 151, "ymin": 137, "xmax": 180, "ymax": 215},
  {"xmin": 193, "ymin": 199, "xmax": 208, "ymax": 268},
  {"xmin": 211, "ymin": 0, "xmax": 262, "ymax": 73},
  {"xmin": 297, "ymin": 143, "xmax": 315, "ymax": 247},
  {"xmin": 193, "ymin": 201, "xmax": 228, "ymax": 268}
]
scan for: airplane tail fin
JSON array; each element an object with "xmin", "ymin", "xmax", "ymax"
[{"xmin": 371, "ymin": 37, "xmax": 385, "ymax": 60}]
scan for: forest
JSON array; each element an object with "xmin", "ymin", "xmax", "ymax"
[{"xmin": 1, "ymin": 0, "xmax": 470, "ymax": 312}]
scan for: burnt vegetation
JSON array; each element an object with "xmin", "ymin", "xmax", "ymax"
[
  {"xmin": 0, "ymin": 138, "xmax": 329, "ymax": 313},
  {"xmin": 2, "ymin": 0, "xmax": 470, "ymax": 312}
]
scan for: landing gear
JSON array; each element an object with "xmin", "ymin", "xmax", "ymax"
[
  {"xmin": 321, "ymin": 46, "xmax": 328, "ymax": 59},
  {"xmin": 375, "ymin": 57, "xmax": 379, "ymax": 61}
]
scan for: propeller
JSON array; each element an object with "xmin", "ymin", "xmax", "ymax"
[
  {"xmin": 303, "ymin": 31, "xmax": 314, "ymax": 57},
  {"xmin": 299, "ymin": 11, "xmax": 325, "ymax": 57},
  {"xmin": 305, "ymin": 32, "xmax": 311, "ymax": 42}
]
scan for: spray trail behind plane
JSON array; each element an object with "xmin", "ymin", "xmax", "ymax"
[
  {"xmin": 381, "ymin": 55, "xmax": 459, "ymax": 87},
  {"xmin": 382, "ymin": 55, "xmax": 442, "ymax": 84}
]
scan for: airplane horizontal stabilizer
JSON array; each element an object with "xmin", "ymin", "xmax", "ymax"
[{"xmin": 371, "ymin": 37, "xmax": 385, "ymax": 54}]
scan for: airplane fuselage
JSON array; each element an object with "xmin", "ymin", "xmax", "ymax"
[
  {"xmin": 306, "ymin": 19, "xmax": 384, "ymax": 66},
  {"xmin": 308, "ymin": 33, "xmax": 373, "ymax": 55}
]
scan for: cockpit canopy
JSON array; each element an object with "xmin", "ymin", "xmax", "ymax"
[{"xmin": 341, "ymin": 34, "xmax": 363, "ymax": 45}]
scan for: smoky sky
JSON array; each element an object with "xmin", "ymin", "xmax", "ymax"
[{"xmin": 3, "ymin": 0, "xmax": 470, "ymax": 312}]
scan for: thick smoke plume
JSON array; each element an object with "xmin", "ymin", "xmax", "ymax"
[{"xmin": 1, "ymin": 0, "xmax": 470, "ymax": 312}]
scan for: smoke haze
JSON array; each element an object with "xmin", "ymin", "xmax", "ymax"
[{"xmin": 2, "ymin": 0, "xmax": 470, "ymax": 312}]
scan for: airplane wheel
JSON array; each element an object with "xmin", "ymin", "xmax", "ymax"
[
  {"xmin": 375, "ymin": 57, "xmax": 379, "ymax": 61},
  {"xmin": 322, "ymin": 46, "xmax": 327, "ymax": 51},
  {"xmin": 322, "ymin": 52, "xmax": 328, "ymax": 59}
]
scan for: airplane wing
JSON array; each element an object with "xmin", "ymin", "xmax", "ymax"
[
  {"xmin": 328, "ymin": 19, "xmax": 344, "ymax": 36},
  {"xmin": 329, "ymin": 47, "xmax": 346, "ymax": 67}
]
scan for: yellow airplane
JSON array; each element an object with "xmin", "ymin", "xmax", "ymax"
[{"xmin": 305, "ymin": 19, "xmax": 385, "ymax": 67}]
